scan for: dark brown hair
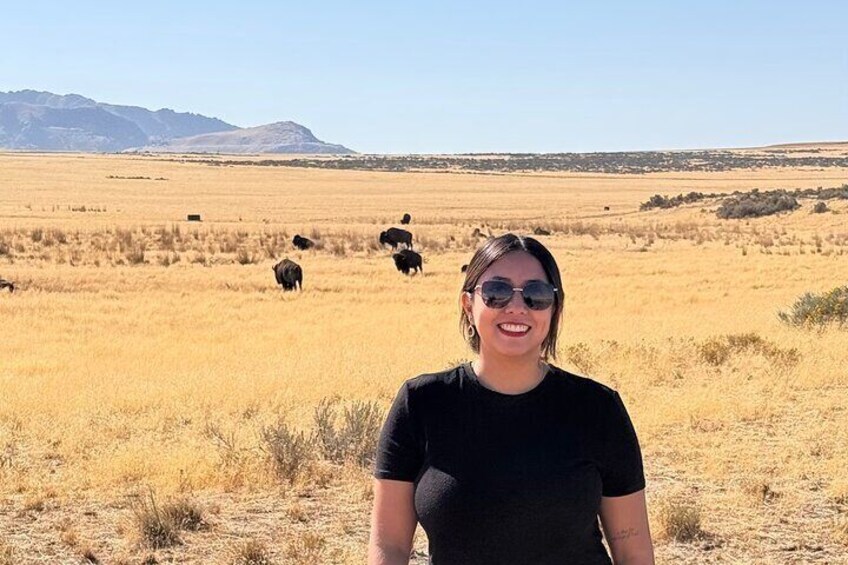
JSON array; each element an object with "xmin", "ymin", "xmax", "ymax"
[{"xmin": 460, "ymin": 233, "xmax": 564, "ymax": 360}]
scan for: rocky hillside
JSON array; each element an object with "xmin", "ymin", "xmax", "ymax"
[{"xmin": 135, "ymin": 121, "xmax": 354, "ymax": 154}]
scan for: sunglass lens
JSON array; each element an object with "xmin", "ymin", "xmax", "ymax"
[
  {"xmin": 480, "ymin": 281, "xmax": 513, "ymax": 308},
  {"xmin": 523, "ymin": 282, "xmax": 555, "ymax": 310}
]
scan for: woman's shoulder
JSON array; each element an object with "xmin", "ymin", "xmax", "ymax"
[
  {"xmin": 403, "ymin": 363, "xmax": 468, "ymax": 394},
  {"xmin": 546, "ymin": 364, "xmax": 623, "ymax": 404}
]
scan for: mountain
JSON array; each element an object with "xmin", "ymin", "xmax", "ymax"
[
  {"xmin": 0, "ymin": 90, "xmax": 353, "ymax": 153},
  {"xmin": 136, "ymin": 121, "xmax": 354, "ymax": 154}
]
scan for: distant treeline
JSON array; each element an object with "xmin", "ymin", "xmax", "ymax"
[{"xmin": 174, "ymin": 151, "xmax": 848, "ymax": 174}]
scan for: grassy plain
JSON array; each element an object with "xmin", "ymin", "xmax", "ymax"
[{"xmin": 1, "ymin": 151, "xmax": 848, "ymax": 563}]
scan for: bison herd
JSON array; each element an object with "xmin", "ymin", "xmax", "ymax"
[
  {"xmin": 273, "ymin": 213, "xmax": 422, "ymax": 292},
  {"xmin": 0, "ymin": 212, "xmax": 537, "ymax": 297}
]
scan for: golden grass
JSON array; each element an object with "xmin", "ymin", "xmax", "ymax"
[{"xmin": 1, "ymin": 151, "xmax": 848, "ymax": 563}]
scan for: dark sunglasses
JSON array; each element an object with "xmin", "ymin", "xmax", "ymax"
[{"xmin": 473, "ymin": 280, "xmax": 558, "ymax": 311}]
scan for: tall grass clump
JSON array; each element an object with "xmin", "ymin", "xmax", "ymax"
[
  {"xmin": 656, "ymin": 497, "xmax": 704, "ymax": 542},
  {"xmin": 129, "ymin": 490, "xmax": 205, "ymax": 549},
  {"xmin": 125, "ymin": 245, "xmax": 146, "ymax": 265},
  {"xmin": 236, "ymin": 248, "xmax": 260, "ymax": 265},
  {"xmin": 0, "ymin": 541, "xmax": 14, "ymax": 565},
  {"xmin": 161, "ymin": 497, "xmax": 205, "ymax": 531},
  {"xmin": 778, "ymin": 286, "xmax": 848, "ymax": 328},
  {"xmin": 230, "ymin": 539, "xmax": 276, "ymax": 565},
  {"xmin": 130, "ymin": 490, "xmax": 183, "ymax": 548},
  {"xmin": 285, "ymin": 532, "xmax": 327, "ymax": 565}
]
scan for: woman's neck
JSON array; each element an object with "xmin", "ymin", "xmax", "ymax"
[{"xmin": 471, "ymin": 352, "xmax": 548, "ymax": 395}]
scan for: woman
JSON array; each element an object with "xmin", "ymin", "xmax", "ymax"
[{"xmin": 369, "ymin": 234, "xmax": 653, "ymax": 564}]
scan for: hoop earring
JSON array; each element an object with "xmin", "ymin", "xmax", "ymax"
[{"xmin": 466, "ymin": 324, "xmax": 477, "ymax": 340}]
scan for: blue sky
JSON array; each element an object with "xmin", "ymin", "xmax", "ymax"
[{"xmin": 2, "ymin": 1, "xmax": 846, "ymax": 153}]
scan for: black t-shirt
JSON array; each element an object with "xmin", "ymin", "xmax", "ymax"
[{"xmin": 374, "ymin": 363, "xmax": 645, "ymax": 565}]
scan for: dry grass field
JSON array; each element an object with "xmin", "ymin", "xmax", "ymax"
[{"xmin": 1, "ymin": 150, "xmax": 848, "ymax": 564}]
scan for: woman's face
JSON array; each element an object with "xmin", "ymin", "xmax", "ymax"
[{"xmin": 462, "ymin": 251, "xmax": 553, "ymax": 361}]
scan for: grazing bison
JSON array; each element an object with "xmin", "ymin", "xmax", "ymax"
[
  {"xmin": 533, "ymin": 227, "xmax": 551, "ymax": 236},
  {"xmin": 392, "ymin": 249, "xmax": 423, "ymax": 275},
  {"xmin": 604, "ymin": 206, "xmax": 610, "ymax": 211},
  {"xmin": 272, "ymin": 259, "xmax": 303, "ymax": 291},
  {"xmin": 460, "ymin": 264, "xmax": 469, "ymax": 273},
  {"xmin": 400, "ymin": 213, "xmax": 411, "ymax": 225},
  {"xmin": 0, "ymin": 279, "xmax": 14, "ymax": 293},
  {"xmin": 379, "ymin": 227, "xmax": 413, "ymax": 250},
  {"xmin": 292, "ymin": 234, "xmax": 315, "ymax": 250}
]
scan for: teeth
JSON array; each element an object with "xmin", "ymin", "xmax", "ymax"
[{"xmin": 499, "ymin": 323, "xmax": 529, "ymax": 333}]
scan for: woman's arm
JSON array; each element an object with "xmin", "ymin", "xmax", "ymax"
[
  {"xmin": 368, "ymin": 479, "xmax": 417, "ymax": 565},
  {"xmin": 599, "ymin": 489, "xmax": 655, "ymax": 565}
]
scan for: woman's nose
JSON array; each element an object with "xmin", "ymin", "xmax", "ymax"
[{"xmin": 503, "ymin": 289, "xmax": 528, "ymax": 312}]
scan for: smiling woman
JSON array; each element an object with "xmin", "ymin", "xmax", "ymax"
[{"xmin": 368, "ymin": 233, "xmax": 654, "ymax": 565}]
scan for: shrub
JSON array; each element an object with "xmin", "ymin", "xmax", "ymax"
[
  {"xmin": 697, "ymin": 333, "xmax": 799, "ymax": 366},
  {"xmin": 313, "ymin": 397, "xmax": 383, "ymax": 466},
  {"xmin": 260, "ymin": 419, "xmax": 315, "ymax": 484},
  {"xmin": 51, "ymin": 229, "xmax": 68, "ymax": 244},
  {"xmin": 158, "ymin": 252, "xmax": 180, "ymax": 267},
  {"xmin": 640, "ymin": 191, "xmax": 709, "ymax": 211},
  {"xmin": 564, "ymin": 342, "xmax": 596, "ymax": 374},
  {"xmin": 813, "ymin": 184, "xmax": 848, "ymax": 200},
  {"xmin": 716, "ymin": 190, "xmax": 800, "ymax": 219},
  {"xmin": 778, "ymin": 286, "xmax": 848, "ymax": 328},
  {"xmin": 812, "ymin": 201, "xmax": 829, "ymax": 214}
]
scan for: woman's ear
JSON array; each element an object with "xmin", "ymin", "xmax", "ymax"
[{"xmin": 460, "ymin": 291, "xmax": 473, "ymax": 319}]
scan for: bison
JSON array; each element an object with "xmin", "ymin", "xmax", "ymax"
[
  {"xmin": 400, "ymin": 213, "xmax": 411, "ymax": 225},
  {"xmin": 272, "ymin": 259, "xmax": 303, "ymax": 291},
  {"xmin": 460, "ymin": 264, "xmax": 468, "ymax": 273},
  {"xmin": 392, "ymin": 249, "xmax": 423, "ymax": 275},
  {"xmin": 292, "ymin": 234, "xmax": 315, "ymax": 250},
  {"xmin": 533, "ymin": 227, "xmax": 551, "ymax": 236},
  {"xmin": 379, "ymin": 227, "xmax": 413, "ymax": 250},
  {"xmin": 0, "ymin": 279, "xmax": 14, "ymax": 293}
]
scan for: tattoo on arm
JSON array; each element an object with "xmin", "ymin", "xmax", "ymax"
[{"xmin": 608, "ymin": 527, "xmax": 640, "ymax": 542}]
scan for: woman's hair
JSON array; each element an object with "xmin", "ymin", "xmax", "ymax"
[{"xmin": 460, "ymin": 233, "xmax": 564, "ymax": 360}]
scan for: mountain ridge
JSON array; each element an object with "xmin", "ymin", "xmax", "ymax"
[{"xmin": 0, "ymin": 90, "xmax": 353, "ymax": 154}]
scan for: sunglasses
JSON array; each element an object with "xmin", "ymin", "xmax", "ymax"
[{"xmin": 473, "ymin": 280, "xmax": 558, "ymax": 311}]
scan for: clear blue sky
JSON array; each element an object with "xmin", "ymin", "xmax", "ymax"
[{"xmin": 2, "ymin": 1, "xmax": 846, "ymax": 153}]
